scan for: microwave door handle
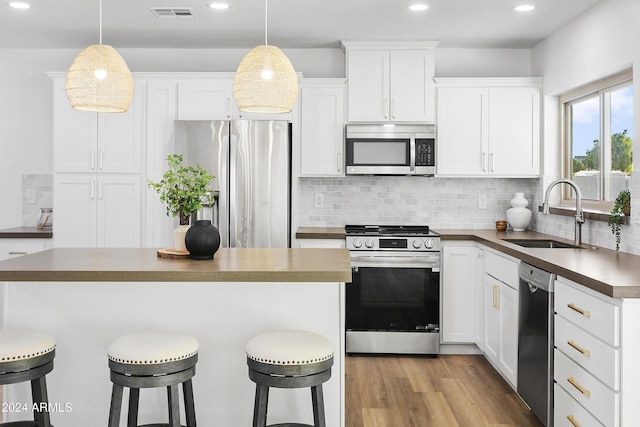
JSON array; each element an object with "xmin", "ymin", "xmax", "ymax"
[{"xmin": 409, "ymin": 135, "xmax": 416, "ymax": 171}]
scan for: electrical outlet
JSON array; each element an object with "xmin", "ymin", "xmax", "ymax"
[
  {"xmin": 26, "ymin": 188, "xmax": 37, "ymax": 204},
  {"xmin": 478, "ymin": 194, "xmax": 487, "ymax": 210},
  {"xmin": 314, "ymin": 193, "xmax": 324, "ymax": 208}
]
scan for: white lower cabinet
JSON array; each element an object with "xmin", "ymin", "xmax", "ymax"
[
  {"xmin": 0, "ymin": 241, "xmax": 49, "ymax": 261},
  {"xmin": 441, "ymin": 244, "xmax": 483, "ymax": 344},
  {"xmin": 298, "ymin": 239, "xmax": 345, "ymax": 249},
  {"xmin": 554, "ymin": 383, "xmax": 604, "ymax": 427},
  {"xmin": 482, "ymin": 249, "xmax": 519, "ymax": 387},
  {"xmin": 54, "ymin": 175, "xmax": 142, "ymax": 248},
  {"xmin": 554, "ymin": 276, "xmax": 623, "ymax": 426}
]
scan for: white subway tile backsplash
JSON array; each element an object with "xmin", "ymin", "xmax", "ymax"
[
  {"xmin": 22, "ymin": 174, "xmax": 53, "ymax": 227},
  {"xmin": 299, "ymin": 174, "xmax": 640, "ymax": 255}
]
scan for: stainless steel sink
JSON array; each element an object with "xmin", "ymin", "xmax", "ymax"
[{"xmin": 503, "ymin": 239, "xmax": 582, "ymax": 249}]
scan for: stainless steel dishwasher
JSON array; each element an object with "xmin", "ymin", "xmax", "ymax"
[{"xmin": 517, "ymin": 262, "xmax": 555, "ymax": 427}]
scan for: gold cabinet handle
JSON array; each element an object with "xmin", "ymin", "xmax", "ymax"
[
  {"xmin": 567, "ymin": 340, "xmax": 591, "ymax": 357},
  {"xmin": 568, "ymin": 303, "xmax": 591, "ymax": 317},
  {"xmin": 492, "ymin": 284, "xmax": 500, "ymax": 308},
  {"xmin": 567, "ymin": 414, "xmax": 581, "ymax": 427},
  {"xmin": 567, "ymin": 377, "xmax": 590, "ymax": 397}
]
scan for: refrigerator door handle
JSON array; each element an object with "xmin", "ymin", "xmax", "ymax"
[
  {"xmin": 229, "ymin": 128, "xmax": 238, "ymax": 248},
  {"xmin": 217, "ymin": 121, "xmax": 230, "ymax": 248}
]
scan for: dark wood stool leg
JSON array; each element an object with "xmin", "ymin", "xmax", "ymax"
[
  {"xmin": 31, "ymin": 376, "xmax": 51, "ymax": 427},
  {"xmin": 167, "ymin": 384, "xmax": 181, "ymax": 427},
  {"xmin": 127, "ymin": 388, "xmax": 140, "ymax": 427},
  {"xmin": 182, "ymin": 379, "xmax": 197, "ymax": 427},
  {"xmin": 108, "ymin": 383, "xmax": 124, "ymax": 427},
  {"xmin": 252, "ymin": 384, "xmax": 269, "ymax": 427},
  {"xmin": 311, "ymin": 385, "xmax": 326, "ymax": 427}
]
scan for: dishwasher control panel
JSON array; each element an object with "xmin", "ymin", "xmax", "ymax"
[{"xmin": 519, "ymin": 262, "xmax": 555, "ymax": 292}]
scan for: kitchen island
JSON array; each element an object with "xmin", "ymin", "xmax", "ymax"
[{"xmin": 0, "ymin": 248, "xmax": 351, "ymax": 427}]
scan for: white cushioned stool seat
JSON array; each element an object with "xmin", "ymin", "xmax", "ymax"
[
  {"xmin": 108, "ymin": 331, "xmax": 199, "ymax": 365},
  {"xmin": 0, "ymin": 330, "xmax": 56, "ymax": 363},
  {"xmin": 0, "ymin": 330, "xmax": 56, "ymax": 427},
  {"xmin": 246, "ymin": 330, "xmax": 334, "ymax": 427},
  {"xmin": 107, "ymin": 331, "xmax": 199, "ymax": 427},
  {"xmin": 246, "ymin": 330, "xmax": 333, "ymax": 366}
]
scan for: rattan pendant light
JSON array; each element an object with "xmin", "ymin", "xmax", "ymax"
[
  {"xmin": 65, "ymin": 0, "xmax": 133, "ymax": 113},
  {"xmin": 233, "ymin": 0, "xmax": 298, "ymax": 113}
]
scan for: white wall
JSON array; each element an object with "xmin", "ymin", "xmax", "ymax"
[{"xmin": 531, "ymin": 0, "xmax": 640, "ymax": 253}]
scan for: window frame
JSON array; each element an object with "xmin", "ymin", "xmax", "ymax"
[{"xmin": 559, "ymin": 70, "xmax": 633, "ymax": 212}]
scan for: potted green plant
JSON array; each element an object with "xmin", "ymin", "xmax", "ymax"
[
  {"xmin": 608, "ymin": 189, "xmax": 631, "ymax": 251},
  {"xmin": 148, "ymin": 154, "xmax": 215, "ymax": 251}
]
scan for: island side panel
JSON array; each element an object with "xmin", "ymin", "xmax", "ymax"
[{"xmin": 4, "ymin": 281, "xmax": 344, "ymax": 427}]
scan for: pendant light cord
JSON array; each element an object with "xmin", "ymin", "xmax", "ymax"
[
  {"xmin": 264, "ymin": 0, "xmax": 268, "ymax": 46},
  {"xmin": 99, "ymin": 0, "xmax": 103, "ymax": 45}
]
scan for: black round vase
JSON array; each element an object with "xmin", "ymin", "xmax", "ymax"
[{"xmin": 184, "ymin": 220, "xmax": 221, "ymax": 260}]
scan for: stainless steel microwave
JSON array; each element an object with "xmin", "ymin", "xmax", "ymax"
[{"xmin": 345, "ymin": 124, "xmax": 435, "ymax": 176}]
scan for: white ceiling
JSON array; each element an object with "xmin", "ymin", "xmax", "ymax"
[{"xmin": 2, "ymin": 0, "xmax": 602, "ymax": 50}]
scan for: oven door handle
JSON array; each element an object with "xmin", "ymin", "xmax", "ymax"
[{"xmin": 350, "ymin": 254, "xmax": 440, "ymax": 268}]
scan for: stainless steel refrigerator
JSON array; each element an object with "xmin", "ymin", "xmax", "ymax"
[{"xmin": 174, "ymin": 120, "xmax": 291, "ymax": 248}]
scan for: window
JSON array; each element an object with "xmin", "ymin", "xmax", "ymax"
[{"xmin": 561, "ymin": 70, "xmax": 633, "ymax": 209}]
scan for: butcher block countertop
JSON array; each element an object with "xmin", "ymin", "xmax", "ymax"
[
  {"xmin": 0, "ymin": 227, "xmax": 53, "ymax": 238},
  {"xmin": 0, "ymin": 248, "xmax": 352, "ymax": 283},
  {"xmin": 296, "ymin": 226, "xmax": 640, "ymax": 299}
]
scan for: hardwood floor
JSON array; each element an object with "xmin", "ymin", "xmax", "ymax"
[{"xmin": 346, "ymin": 354, "xmax": 544, "ymax": 427}]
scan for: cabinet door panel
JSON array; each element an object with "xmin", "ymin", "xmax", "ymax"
[
  {"xmin": 390, "ymin": 50, "xmax": 434, "ymax": 122},
  {"xmin": 300, "ymin": 85, "xmax": 344, "ymax": 176},
  {"xmin": 437, "ymin": 88, "xmax": 488, "ymax": 175},
  {"xmin": 53, "ymin": 78, "xmax": 98, "ymax": 173},
  {"xmin": 100, "ymin": 81, "xmax": 144, "ymax": 173},
  {"xmin": 489, "ymin": 87, "xmax": 540, "ymax": 176},
  {"xmin": 484, "ymin": 273, "xmax": 500, "ymax": 364},
  {"xmin": 54, "ymin": 175, "xmax": 97, "ymax": 248},
  {"xmin": 347, "ymin": 50, "xmax": 389, "ymax": 121},
  {"xmin": 442, "ymin": 246, "xmax": 477, "ymax": 343},
  {"xmin": 97, "ymin": 176, "xmax": 141, "ymax": 248},
  {"xmin": 177, "ymin": 82, "xmax": 232, "ymax": 120},
  {"xmin": 499, "ymin": 282, "xmax": 518, "ymax": 386}
]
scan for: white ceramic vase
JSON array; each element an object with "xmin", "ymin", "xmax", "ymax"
[
  {"xmin": 173, "ymin": 224, "xmax": 190, "ymax": 252},
  {"xmin": 506, "ymin": 192, "xmax": 532, "ymax": 231}
]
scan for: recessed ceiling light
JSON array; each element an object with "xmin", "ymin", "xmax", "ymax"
[
  {"xmin": 208, "ymin": 3, "xmax": 230, "ymax": 9},
  {"xmin": 409, "ymin": 4, "xmax": 429, "ymax": 11},
  {"xmin": 513, "ymin": 5, "xmax": 535, "ymax": 12},
  {"xmin": 9, "ymin": 2, "xmax": 30, "ymax": 9}
]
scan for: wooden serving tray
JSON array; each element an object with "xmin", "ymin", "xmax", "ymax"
[{"xmin": 157, "ymin": 248, "xmax": 190, "ymax": 259}]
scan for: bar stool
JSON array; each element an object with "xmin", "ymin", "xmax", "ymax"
[
  {"xmin": 107, "ymin": 331, "xmax": 199, "ymax": 427},
  {"xmin": 246, "ymin": 330, "xmax": 334, "ymax": 427},
  {"xmin": 0, "ymin": 330, "xmax": 56, "ymax": 427}
]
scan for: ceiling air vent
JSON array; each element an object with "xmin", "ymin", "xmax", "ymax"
[{"xmin": 150, "ymin": 7, "xmax": 197, "ymax": 18}]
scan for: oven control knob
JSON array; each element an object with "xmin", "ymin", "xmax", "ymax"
[
  {"xmin": 352, "ymin": 239, "xmax": 362, "ymax": 249},
  {"xmin": 412, "ymin": 239, "xmax": 423, "ymax": 249},
  {"xmin": 365, "ymin": 239, "xmax": 375, "ymax": 249},
  {"xmin": 425, "ymin": 239, "xmax": 435, "ymax": 249}
]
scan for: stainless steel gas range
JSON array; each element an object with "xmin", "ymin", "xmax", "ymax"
[{"xmin": 345, "ymin": 225, "xmax": 441, "ymax": 355}]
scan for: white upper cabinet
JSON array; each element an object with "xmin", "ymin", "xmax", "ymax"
[
  {"xmin": 342, "ymin": 41, "xmax": 437, "ymax": 123},
  {"xmin": 299, "ymin": 79, "xmax": 345, "ymax": 177},
  {"xmin": 436, "ymin": 78, "xmax": 542, "ymax": 177},
  {"xmin": 177, "ymin": 81, "xmax": 233, "ymax": 120},
  {"xmin": 51, "ymin": 75, "xmax": 143, "ymax": 174},
  {"xmin": 176, "ymin": 74, "xmax": 295, "ymax": 121}
]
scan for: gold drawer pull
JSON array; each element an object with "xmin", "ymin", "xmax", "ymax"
[
  {"xmin": 567, "ymin": 303, "xmax": 591, "ymax": 317},
  {"xmin": 567, "ymin": 414, "xmax": 581, "ymax": 427},
  {"xmin": 567, "ymin": 340, "xmax": 591, "ymax": 357},
  {"xmin": 567, "ymin": 377, "xmax": 591, "ymax": 397}
]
